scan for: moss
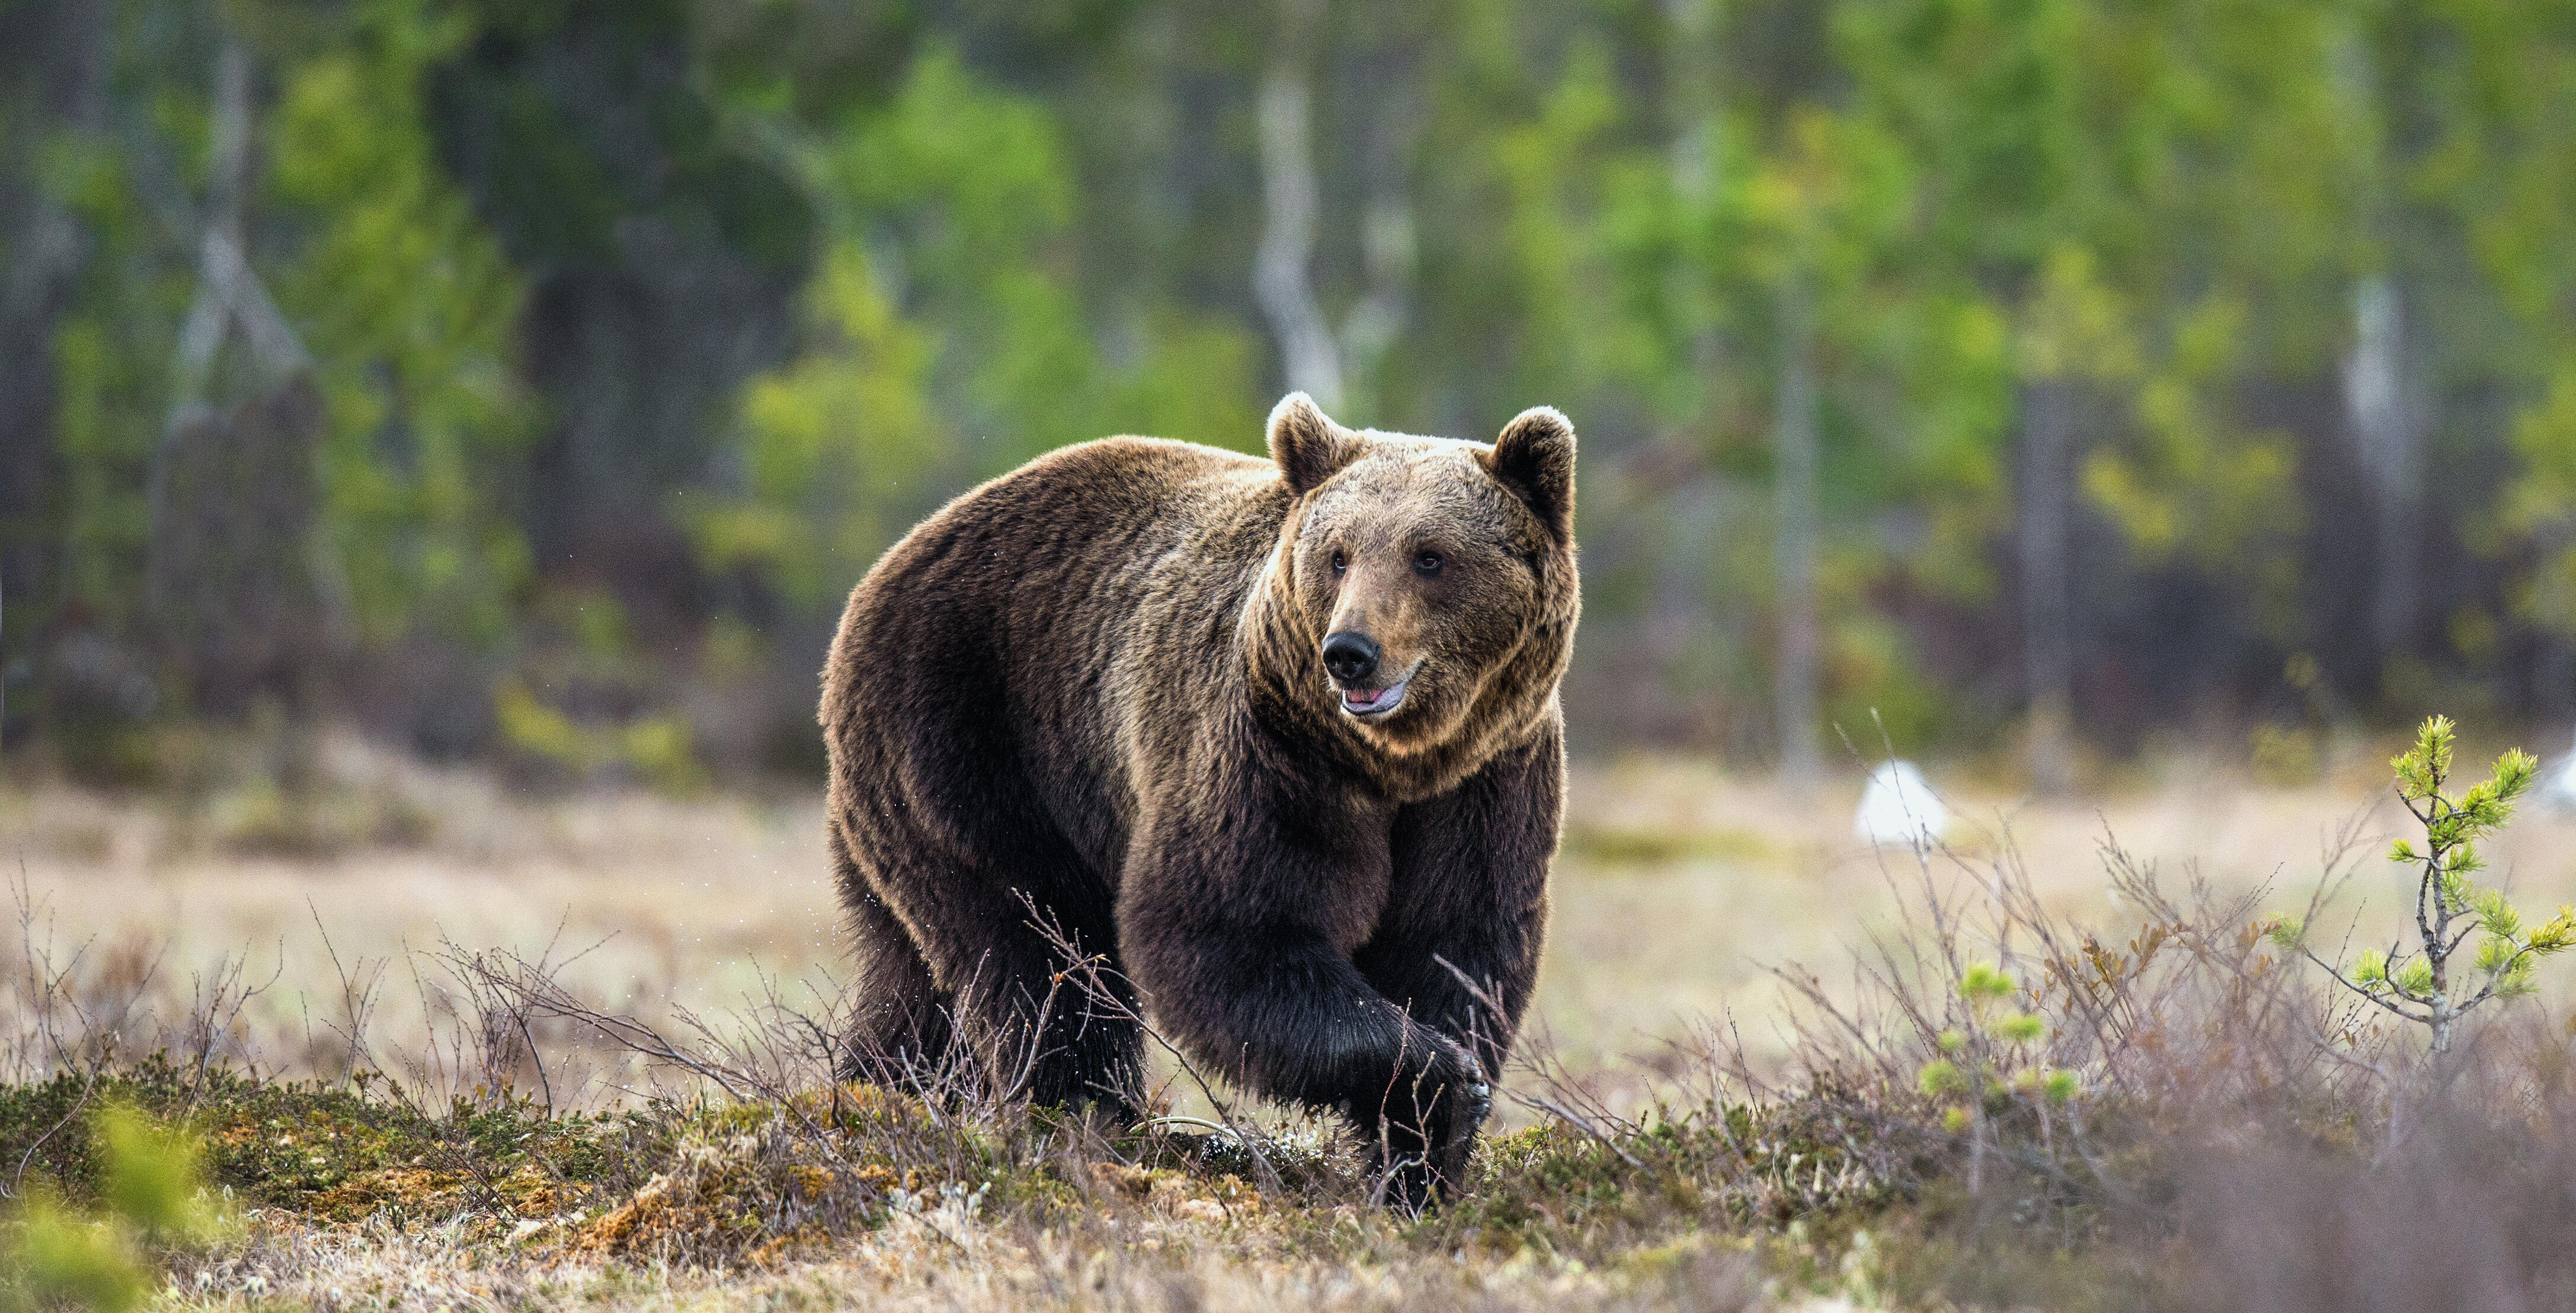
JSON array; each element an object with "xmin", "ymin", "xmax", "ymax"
[
  {"xmin": 1, "ymin": 1061, "xmax": 1921, "ymax": 1282},
  {"xmin": 1416, "ymin": 1095, "xmax": 1932, "ymax": 1267},
  {"xmin": 0, "ymin": 1058, "xmax": 661, "ymax": 1244},
  {"xmin": 1557, "ymin": 823, "xmax": 1774, "ymax": 867}
]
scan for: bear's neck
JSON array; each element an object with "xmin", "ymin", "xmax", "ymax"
[{"xmin": 1236, "ymin": 542, "xmax": 1557, "ymax": 805}]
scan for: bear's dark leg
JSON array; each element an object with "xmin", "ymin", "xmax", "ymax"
[
  {"xmin": 1354, "ymin": 726, "xmax": 1562, "ymax": 1203},
  {"xmin": 914, "ymin": 869, "xmax": 1145, "ymax": 1117},
  {"xmin": 1361, "ymin": 726, "xmax": 1559, "ymax": 1074},
  {"xmin": 1119, "ymin": 779, "xmax": 1497, "ymax": 1208},
  {"xmin": 827, "ymin": 580, "xmax": 1148, "ymax": 1120},
  {"xmin": 834, "ymin": 838, "xmax": 957, "ymax": 1091},
  {"xmin": 1123, "ymin": 910, "xmax": 1489, "ymax": 1207},
  {"xmin": 946, "ymin": 909, "xmax": 1146, "ymax": 1120},
  {"xmin": 838, "ymin": 795, "xmax": 1144, "ymax": 1117}
]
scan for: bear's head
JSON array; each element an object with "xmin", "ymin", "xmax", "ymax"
[{"xmin": 1262, "ymin": 392, "xmax": 1579, "ymax": 776}]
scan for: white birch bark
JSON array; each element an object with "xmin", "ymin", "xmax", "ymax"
[
  {"xmin": 2343, "ymin": 274, "xmax": 2425, "ymax": 658},
  {"xmin": 1335, "ymin": 62, "xmax": 1417, "ymax": 399},
  {"xmin": 2021, "ymin": 379, "xmax": 2078, "ymax": 793},
  {"xmin": 146, "ymin": 32, "xmax": 340, "ymax": 643},
  {"xmin": 1644, "ymin": 0, "xmax": 1729, "ymax": 720},
  {"xmin": 1253, "ymin": 0, "xmax": 1343, "ymax": 410},
  {"xmin": 1774, "ymin": 277, "xmax": 1822, "ymax": 781},
  {"xmin": 164, "ymin": 36, "xmax": 313, "ymax": 408}
]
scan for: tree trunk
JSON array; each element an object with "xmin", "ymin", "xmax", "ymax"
[
  {"xmin": 144, "ymin": 31, "xmax": 340, "ymax": 714},
  {"xmin": 1333, "ymin": 47, "xmax": 1419, "ymax": 415},
  {"xmin": 1649, "ymin": 0, "xmax": 1727, "ymax": 739},
  {"xmin": 148, "ymin": 32, "xmax": 254, "ymax": 638},
  {"xmin": 1662, "ymin": 0, "xmax": 1724, "ymax": 406},
  {"xmin": 0, "ymin": 0, "xmax": 110, "ymax": 686},
  {"xmin": 2020, "ymin": 378, "xmax": 2078, "ymax": 793},
  {"xmin": 1774, "ymin": 277, "xmax": 1822, "ymax": 781},
  {"xmin": 169, "ymin": 36, "xmax": 254, "ymax": 415},
  {"xmin": 1252, "ymin": 0, "xmax": 1343, "ymax": 410},
  {"xmin": 1663, "ymin": 0, "xmax": 1720, "ymax": 201},
  {"xmin": 2343, "ymin": 274, "xmax": 2424, "ymax": 661},
  {"xmin": 2350, "ymin": 0, "xmax": 2439, "ymax": 673}
]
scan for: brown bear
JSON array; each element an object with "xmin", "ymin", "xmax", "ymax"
[{"xmin": 820, "ymin": 392, "xmax": 1577, "ymax": 1202}]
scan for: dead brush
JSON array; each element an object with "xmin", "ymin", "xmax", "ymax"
[
  {"xmin": 0, "ymin": 859, "xmax": 1345, "ymax": 1272},
  {"xmin": 14, "ymin": 724, "xmax": 2576, "ymax": 1308},
  {"xmin": 424, "ymin": 905, "xmax": 1357, "ymax": 1264},
  {"xmin": 4, "ymin": 868, "xmax": 180, "ymax": 1088},
  {"xmin": 1417, "ymin": 721, "xmax": 2576, "ymax": 1309},
  {"xmin": 1686, "ymin": 727, "xmax": 2576, "ymax": 1309},
  {"xmin": 1733, "ymin": 831, "xmax": 2373, "ymax": 1210}
]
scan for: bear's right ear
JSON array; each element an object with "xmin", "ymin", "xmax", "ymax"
[
  {"xmin": 1483, "ymin": 406, "xmax": 1576, "ymax": 545},
  {"xmin": 1267, "ymin": 392, "xmax": 1363, "ymax": 495}
]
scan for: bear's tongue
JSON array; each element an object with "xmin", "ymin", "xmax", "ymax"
[{"xmin": 1343, "ymin": 687, "xmax": 1386, "ymax": 708}]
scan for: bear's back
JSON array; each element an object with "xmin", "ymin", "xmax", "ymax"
[
  {"xmin": 826, "ymin": 435, "xmax": 1292, "ymax": 873},
  {"xmin": 851, "ymin": 435, "xmax": 1282, "ymax": 616}
]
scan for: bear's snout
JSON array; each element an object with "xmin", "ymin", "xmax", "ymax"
[{"xmin": 1321, "ymin": 630, "xmax": 1382, "ymax": 686}]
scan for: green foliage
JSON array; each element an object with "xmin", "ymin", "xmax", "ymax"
[
  {"xmin": 92, "ymin": 1107, "xmax": 219, "ymax": 1240},
  {"xmin": 1959, "ymin": 963, "xmax": 2015, "ymax": 1003},
  {"xmin": 2296, "ymin": 716, "xmax": 2572, "ymax": 1052},
  {"xmin": 265, "ymin": 0, "xmax": 537, "ymax": 648},
  {"xmin": 825, "ymin": 48, "xmax": 1263, "ymax": 465},
  {"xmin": 14, "ymin": 0, "xmax": 2576, "ymax": 764},
  {"xmin": 1913, "ymin": 963, "xmax": 2077, "ymax": 1148},
  {"xmin": 2, "ymin": 1105, "xmax": 223, "ymax": 1313},
  {"xmin": 687, "ymin": 244, "xmax": 952, "ymax": 612},
  {"xmin": 494, "ymin": 677, "xmax": 706, "ymax": 793},
  {"xmin": 41, "ymin": 113, "xmax": 191, "ymax": 622},
  {"xmin": 2, "ymin": 1200, "xmax": 146, "ymax": 1313},
  {"xmin": 684, "ymin": 46, "xmax": 1263, "ymax": 622}
]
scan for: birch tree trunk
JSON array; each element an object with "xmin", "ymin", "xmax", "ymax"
[
  {"xmin": 146, "ymin": 32, "xmax": 256, "ymax": 619},
  {"xmin": 1774, "ymin": 277, "xmax": 1822, "ymax": 781},
  {"xmin": 2343, "ymin": 274, "xmax": 2424, "ymax": 661},
  {"xmin": 1646, "ymin": 0, "xmax": 1727, "ymax": 723},
  {"xmin": 1253, "ymin": 0, "xmax": 1343, "ymax": 410},
  {"xmin": 2021, "ymin": 378, "xmax": 2078, "ymax": 793},
  {"xmin": 0, "ymin": 0, "xmax": 110, "ymax": 688},
  {"xmin": 1334, "ymin": 33, "xmax": 1420, "ymax": 409},
  {"xmin": 2347, "ymin": 2, "xmax": 2438, "ymax": 672},
  {"xmin": 143, "ymin": 30, "xmax": 341, "ymax": 714},
  {"xmin": 1663, "ymin": 0, "xmax": 1720, "ymax": 206}
]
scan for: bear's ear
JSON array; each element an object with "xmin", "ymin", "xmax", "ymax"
[
  {"xmin": 1267, "ymin": 392, "xmax": 1363, "ymax": 495},
  {"xmin": 1483, "ymin": 406, "xmax": 1577, "ymax": 545}
]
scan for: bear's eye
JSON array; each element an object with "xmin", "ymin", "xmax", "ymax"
[
  {"xmin": 1329, "ymin": 549, "xmax": 1347, "ymax": 575},
  {"xmin": 1413, "ymin": 550, "xmax": 1442, "ymax": 578}
]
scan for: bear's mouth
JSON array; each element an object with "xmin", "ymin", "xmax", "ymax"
[{"xmin": 1337, "ymin": 665, "xmax": 1417, "ymax": 719}]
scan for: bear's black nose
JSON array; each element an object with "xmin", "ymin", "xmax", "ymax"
[{"xmin": 1321, "ymin": 630, "xmax": 1381, "ymax": 686}]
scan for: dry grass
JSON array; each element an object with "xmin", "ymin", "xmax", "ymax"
[
  {"xmin": 20, "ymin": 733, "xmax": 2576, "ymax": 1087},
  {"xmin": 9, "ymin": 732, "xmax": 2576, "ymax": 1309}
]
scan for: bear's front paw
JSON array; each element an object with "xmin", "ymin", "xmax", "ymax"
[
  {"xmin": 1366, "ymin": 1043, "xmax": 1490, "ymax": 1210},
  {"xmin": 1426, "ymin": 1055, "xmax": 1491, "ymax": 1200}
]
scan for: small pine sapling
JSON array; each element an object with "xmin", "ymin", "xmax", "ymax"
[
  {"xmin": 1916, "ymin": 962, "xmax": 2077, "ymax": 1189},
  {"xmin": 2273, "ymin": 716, "xmax": 2576, "ymax": 1055}
]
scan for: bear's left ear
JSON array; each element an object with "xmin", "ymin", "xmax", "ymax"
[
  {"xmin": 1482, "ymin": 406, "xmax": 1576, "ymax": 545},
  {"xmin": 1268, "ymin": 392, "xmax": 1365, "ymax": 495}
]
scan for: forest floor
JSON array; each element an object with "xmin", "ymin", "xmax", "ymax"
[{"xmin": 7, "ymin": 735, "xmax": 2576, "ymax": 1310}]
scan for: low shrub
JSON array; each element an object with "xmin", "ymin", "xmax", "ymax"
[{"xmin": 6, "ymin": 715, "xmax": 2576, "ymax": 1310}]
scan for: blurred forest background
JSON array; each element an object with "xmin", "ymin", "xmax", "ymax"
[{"xmin": 7, "ymin": 0, "xmax": 2576, "ymax": 793}]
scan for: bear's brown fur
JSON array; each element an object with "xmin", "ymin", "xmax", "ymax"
[{"xmin": 820, "ymin": 392, "xmax": 1577, "ymax": 1202}]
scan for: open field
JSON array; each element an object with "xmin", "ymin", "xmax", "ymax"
[
  {"xmin": 8, "ymin": 739, "xmax": 2576, "ymax": 1310},
  {"xmin": 12, "ymin": 740, "xmax": 2576, "ymax": 1088}
]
